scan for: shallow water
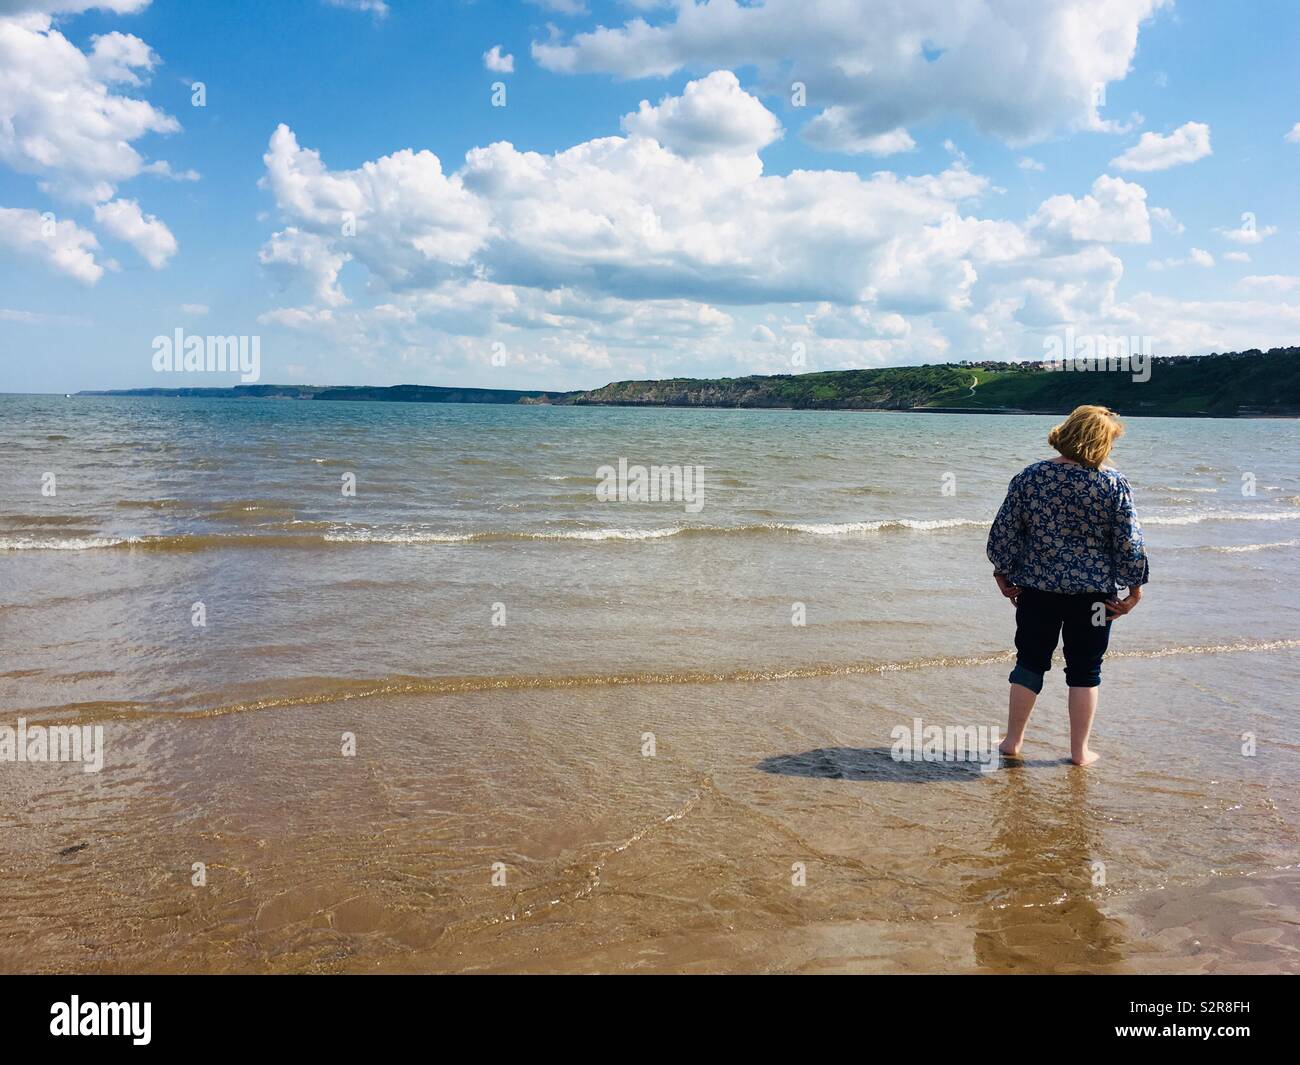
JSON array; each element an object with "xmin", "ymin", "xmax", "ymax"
[{"xmin": 0, "ymin": 396, "xmax": 1296, "ymax": 972}]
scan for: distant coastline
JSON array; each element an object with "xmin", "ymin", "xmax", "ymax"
[{"xmin": 75, "ymin": 346, "xmax": 1300, "ymax": 418}]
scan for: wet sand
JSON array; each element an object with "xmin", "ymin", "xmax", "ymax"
[{"xmin": 2, "ymin": 650, "xmax": 1295, "ymax": 974}]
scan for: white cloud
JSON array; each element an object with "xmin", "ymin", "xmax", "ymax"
[
  {"xmin": 1216, "ymin": 219, "xmax": 1276, "ymax": 245},
  {"xmin": 483, "ymin": 45, "xmax": 514, "ymax": 74},
  {"xmin": 1285, "ymin": 122, "xmax": 1300, "ymax": 144},
  {"xmin": 261, "ymin": 123, "xmax": 489, "ymax": 292},
  {"xmin": 1239, "ymin": 275, "xmax": 1300, "ymax": 293},
  {"xmin": 621, "ymin": 71, "xmax": 782, "ymax": 157},
  {"xmin": 0, "ymin": 3, "xmax": 186, "ymax": 277},
  {"xmin": 143, "ymin": 160, "xmax": 200, "ymax": 182},
  {"xmin": 1029, "ymin": 175, "xmax": 1151, "ymax": 245},
  {"xmin": 1018, "ymin": 157, "xmax": 1045, "ymax": 172},
  {"xmin": 262, "ymin": 106, "xmax": 1006, "ymax": 313},
  {"xmin": 92, "ymin": 197, "xmax": 176, "ymax": 268},
  {"xmin": 258, "ymin": 226, "xmax": 350, "ymax": 307},
  {"xmin": 802, "ymin": 109, "xmax": 915, "ymax": 156},
  {"xmin": 1223, "ymin": 251, "xmax": 1250, "ymax": 263},
  {"xmin": 0, "ymin": 2, "xmax": 150, "ymax": 13},
  {"xmin": 180, "ymin": 302, "xmax": 208, "ymax": 315},
  {"xmin": 0, "ymin": 205, "xmax": 102, "ymax": 283},
  {"xmin": 1148, "ymin": 247, "xmax": 1213, "ymax": 270},
  {"xmin": 1110, "ymin": 121, "xmax": 1211, "ymax": 171},
  {"xmin": 0, "ymin": 14, "xmax": 181, "ymax": 202},
  {"xmin": 1114, "ymin": 292, "xmax": 1300, "ymax": 356},
  {"xmin": 1150, "ymin": 206, "xmax": 1183, "ymax": 234},
  {"xmin": 528, "ymin": 0, "xmax": 587, "ymax": 14},
  {"xmin": 321, "ymin": 0, "xmax": 388, "ymax": 17},
  {"xmin": 252, "ymin": 74, "xmax": 1299, "ymax": 385},
  {"xmin": 532, "ymin": 0, "xmax": 1170, "ymax": 147}
]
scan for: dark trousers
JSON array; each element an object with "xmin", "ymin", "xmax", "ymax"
[{"xmin": 1009, "ymin": 587, "xmax": 1113, "ymax": 694}]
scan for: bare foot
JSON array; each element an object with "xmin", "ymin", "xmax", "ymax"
[
  {"xmin": 1070, "ymin": 749, "xmax": 1100, "ymax": 766},
  {"xmin": 998, "ymin": 738, "xmax": 1022, "ymax": 757}
]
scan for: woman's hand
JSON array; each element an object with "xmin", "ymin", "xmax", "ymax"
[
  {"xmin": 1105, "ymin": 585, "xmax": 1143, "ymax": 619},
  {"xmin": 994, "ymin": 572, "xmax": 1020, "ymax": 605}
]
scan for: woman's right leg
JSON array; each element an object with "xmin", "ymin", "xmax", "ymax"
[
  {"xmin": 1001, "ymin": 682, "xmax": 1037, "ymax": 756},
  {"xmin": 1066, "ymin": 687, "xmax": 1100, "ymax": 765},
  {"xmin": 1002, "ymin": 589, "xmax": 1060, "ymax": 755},
  {"xmin": 1061, "ymin": 594, "xmax": 1112, "ymax": 765}
]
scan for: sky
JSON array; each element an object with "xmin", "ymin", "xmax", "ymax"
[{"xmin": 0, "ymin": 0, "xmax": 1298, "ymax": 393}]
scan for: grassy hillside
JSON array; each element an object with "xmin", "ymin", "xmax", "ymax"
[
  {"xmin": 79, "ymin": 347, "xmax": 1300, "ymax": 417},
  {"xmin": 568, "ymin": 348, "xmax": 1300, "ymax": 417}
]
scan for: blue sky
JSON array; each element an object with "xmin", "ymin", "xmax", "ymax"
[{"xmin": 1, "ymin": 0, "xmax": 1297, "ymax": 393}]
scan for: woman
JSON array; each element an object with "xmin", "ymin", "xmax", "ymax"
[{"xmin": 986, "ymin": 405, "xmax": 1149, "ymax": 766}]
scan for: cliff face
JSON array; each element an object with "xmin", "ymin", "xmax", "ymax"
[{"xmin": 570, "ymin": 365, "xmax": 983, "ymax": 409}]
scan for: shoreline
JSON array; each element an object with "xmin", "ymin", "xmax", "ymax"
[{"xmin": 47, "ymin": 392, "xmax": 1300, "ymax": 420}]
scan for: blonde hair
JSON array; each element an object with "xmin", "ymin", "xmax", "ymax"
[{"xmin": 1048, "ymin": 405, "xmax": 1124, "ymax": 468}]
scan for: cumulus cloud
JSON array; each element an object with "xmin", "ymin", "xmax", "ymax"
[
  {"xmin": 92, "ymin": 197, "xmax": 176, "ymax": 268},
  {"xmin": 252, "ymin": 73, "xmax": 1298, "ymax": 384},
  {"xmin": 258, "ymin": 226, "xmax": 351, "ymax": 307},
  {"xmin": 261, "ymin": 105, "xmax": 1003, "ymax": 312},
  {"xmin": 483, "ymin": 45, "xmax": 514, "ymax": 73},
  {"xmin": 621, "ymin": 71, "xmax": 782, "ymax": 157},
  {"xmin": 261, "ymin": 123, "xmax": 489, "ymax": 291},
  {"xmin": 1110, "ymin": 121, "xmax": 1211, "ymax": 171},
  {"xmin": 1018, "ymin": 157, "xmax": 1045, "ymax": 172},
  {"xmin": 0, "ymin": 205, "xmax": 102, "ymax": 283},
  {"xmin": 1029, "ymin": 175, "xmax": 1151, "ymax": 245},
  {"xmin": 0, "ymin": 13, "xmax": 181, "ymax": 202},
  {"xmin": 531, "ymin": 0, "xmax": 1170, "ymax": 147},
  {"xmin": 0, "ymin": 2, "xmax": 186, "ymax": 279}
]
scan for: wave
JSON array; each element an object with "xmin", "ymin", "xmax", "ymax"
[
  {"xmin": 1143, "ymin": 510, "xmax": 1300, "ymax": 526},
  {"xmin": 6, "ymin": 509, "xmax": 1298, "ymax": 551},
  {"xmin": 1145, "ymin": 485, "xmax": 1218, "ymax": 495},
  {"xmin": 21, "ymin": 637, "xmax": 1300, "ymax": 725},
  {"xmin": 327, "ymin": 518, "xmax": 989, "ymax": 544},
  {"xmin": 1204, "ymin": 539, "xmax": 1299, "ymax": 553},
  {"xmin": 114, "ymin": 498, "xmax": 182, "ymax": 511},
  {"xmin": 0, "ymin": 535, "xmax": 135, "ymax": 551},
  {"xmin": 0, "ymin": 518, "xmax": 987, "ymax": 551}
]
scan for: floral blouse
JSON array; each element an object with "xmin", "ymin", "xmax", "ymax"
[{"xmin": 986, "ymin": 460, "xmax": 1150, "ymax": 594}]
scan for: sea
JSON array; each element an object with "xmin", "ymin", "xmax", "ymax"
[{"xmin": 0, "ymin": 394, "xmax": 1296, "ymax": 972}]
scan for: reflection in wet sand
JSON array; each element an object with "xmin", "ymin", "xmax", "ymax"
[{"xmin": 971, "ymin": 766, "xmax": 1126, "ymax": 973}]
